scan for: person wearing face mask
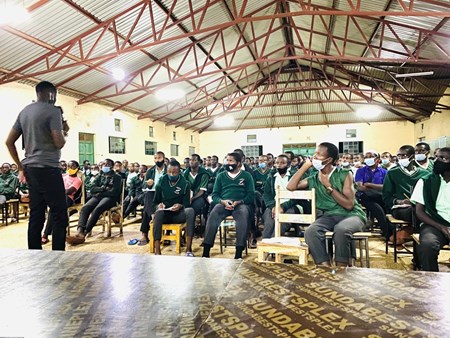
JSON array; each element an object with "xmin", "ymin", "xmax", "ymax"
[
  {"xmin": 66, "ymin": 158, "xmax": 122, "ymax": 245},
  {"xmin": 410, "ymin": 147, "xmax": 450, "ymax": 271},
  {"xmin": 254, "ymin": 155, "xmax": 271, "ymax": 224},
  {"xmin": 152, "ymin": 160, "xmax": 195, "ymax": 256},
  {"xmin": 341, "ymin": 153, "xmax": 353, "ymax": 171},
  {"xmin": 355, "ymin": 151, "xmax": 388, "ymax": 233},
  {"xmin": 182, "ymin": 154, "xmax": 211, "ymax": 217},
  {"xmin": 202, "ymin": 152, "xmax": 255, "ymax": 259},
  {"xmin": 262, "ymin": 154, "xmax": 301, "ymax": 238},
  {"xmin": 380, "ymin": 152, "xmax": 396, "ymax": 170},
  {"xmin": 42, "ymin": 160, "xmax": 82, "ymax": 244},
  {"xmin": 139, "ymin": 151, "xmax": 167, "ymax": 245},
  {"xmin": 352, "ymin": 153, "xmax": 364, "ymax": 176},
  {"xmin": 382, "ymin": 145, "xmax": 429, "ymax": 242},
  {"xmin": 123, "ymin": 164, "xmax": 147, "ymax": 219},
  {"xmin": 287, "ymin": 142, "xmax": 366, "ymax": 267},
  {"xmin": 6, "ymin": 81, "xmax": 69, "ymax": 251},
  {"xmin": 415, "ymin": 142, "xmax": 434, "ymax": 172}
]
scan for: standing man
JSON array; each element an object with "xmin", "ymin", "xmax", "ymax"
[{"xmin": 5, "ymin": 81, "xmax": 69, "ymax": 251}]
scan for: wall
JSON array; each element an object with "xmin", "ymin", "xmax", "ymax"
[
  {"xmin": 199, "ymin": 121, "xmax": 416, "ymax": 158},
  {"xmin": 0, "ymin": 82, "xmax": 199, "ymax": 165}
]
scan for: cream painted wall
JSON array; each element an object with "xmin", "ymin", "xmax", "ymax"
[
  {"xmin": 0, "ymin": 82, "xmax": 199, "ymax": 165},
  {"xmin": 199, "ymin": 121, "xmax": 416, "ymax": 158}
]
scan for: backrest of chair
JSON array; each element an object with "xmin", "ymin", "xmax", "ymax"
[
  {"xmin": 274, "ymin": 186, "xmax": 316, "ymax": 238},
  {"xmin": 73, "ymin": 173, "xmax": 86, "ymax": 205}
]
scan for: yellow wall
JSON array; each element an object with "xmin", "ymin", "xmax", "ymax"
[
  {"xmin": 199, "ymin": 121, "xmax": 416, "ymax": 158},
  {"xmin": 0, "ymin": 82, "xmax": 199, "ymax": 165}
]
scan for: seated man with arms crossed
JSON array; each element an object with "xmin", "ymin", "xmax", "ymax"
[
  {"xmin": 287, "ymin": 142, "xmax": 366, "ymax": 267},
  {"xmin": 152, "ymin": 160, "xmax": 195, "ymax": 256},
  {"xmin": 411, "ymin": 147, "xmax": 450, "ymax": 272},
  {"xmin": 201, "ymin": 152, "xmax": 255, "ymax": 259},
  {"xmin": 66, "ymin": 158, "xmax": 121, "ymax": 244}
]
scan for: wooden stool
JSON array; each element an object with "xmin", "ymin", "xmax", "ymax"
[
  {"xmin": 257, "ymin": 239, "xmax": 309, "ymax": 264},
  {"xmin": 325, "ymin": 231, "xmax": 372, "ymax": 268},
  {"xmin": 386, "ymin": 214, "xmax": 413, "ymax": 263},
  {"xmin": 218, "ymin": 216, "xmax": 248, "ymax": 255},
  {"xmin": 149, "ymin": 223, "xmax": 186, "ymax": 254},
  {"xmin": 1, "ymin": 199, "xmax": 19, "ymax": 225}
]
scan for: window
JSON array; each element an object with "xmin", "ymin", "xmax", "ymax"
[
  {"xmin": 109, "ymin": 136, "xmax": 126, "ymax": 154},
  {"xmin": 114, "ymin": 119, "xmax": 122, "ymax": 132},
  {"xmin": 171, "ymin": 144, "xmax": 179, "ymax": 156},
  {"xmin": 241, "ymin": 145, "xmax": 263, "ymax": 158},
  {"xmin": 338, "ymin": 141, "xmax": 363, "ymax": 154},
  {"xmin": 173, "ymin": 131, "xmax": 177, "ymax": 141},
  {"xmin": 145, "ymin": 141, "xmax": 157, "ymax": 155},
  {"xmin": 149, "ymin": 126, "xmax": 154, "ymax": 138},
  {"xmin": 346, "ymin": 129, "xmax": 357, "ymax": 138},
  {"xmin": 283, "ymin": 143, "xmax": 316, "ymax": 156},
  {"xmin": 189, "ymin": 147, "xmax": 195, "ymax": 155},
  {"xmin": 247, "ymin": 134, "xmax": 257, "ymax": 143}
]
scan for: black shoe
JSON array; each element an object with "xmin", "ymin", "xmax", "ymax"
[{"xmin": 249, "ymin": 238, "xmax": 257, "ymax": 249}]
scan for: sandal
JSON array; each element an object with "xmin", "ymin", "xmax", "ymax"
[
  {"xmin": 186, "ymin": 251, "xmax": 194, "ymax": 257},
  {"xmin": 128, "ymin": 238, "xmax": 139, "ymax": 245},
  {"xmin": 138, "ymin": 238, "xmax": 150, "ymax": 246}
]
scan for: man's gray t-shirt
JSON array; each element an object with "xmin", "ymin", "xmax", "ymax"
[{"xmin": 13, "ymin": 102, "xmax": 63, "ymax": 168}]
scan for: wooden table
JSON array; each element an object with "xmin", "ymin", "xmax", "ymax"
[{"xmin": 0, "ymin": 249, "xmax": 448, "ymax": 337}]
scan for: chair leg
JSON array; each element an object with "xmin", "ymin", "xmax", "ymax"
[
  {"xmin": 365, "ymin": 238, "xmax": 370, "ymax": 268},
  {"xmin": 359, "ymin": 239, "xmax": 364, "ymax": 268},
  {"xmin": 219, "ymin": 227, "xmax": 223, "ymax": 254},
  {"xmin": 394, "ymin": 224, "xmax": 398, "ymax": 263},
  {"xmin": 176, "ymin": 228, "xmax": 181, "ymax": 254}
]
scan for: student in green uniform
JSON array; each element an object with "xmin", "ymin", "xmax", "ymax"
[
  {"xmin": 382, "ymin": 145, "xmax": 429, "ymax": 240},
  {"xmin": 0, "ymin": 163, "xmax": 19, "ymax": 205},
  {"xmin": 411, "ymin": 147, "xmax": 450, "ymax": 271},
  {"xmin": 202, "ymin": 152, "xmax": 255, "ymax": 259},
  {"xmin": 66, "ymin": 158, "xmax": 122, "ymax": 245},
  {"xmin": 415, "ymin": 142, "xmax": 434, "ymax": 172},
  {"xmin": 123, "ymin": 164, "xmax": 147, "ymax": 218},
  {"xmin": 254, "ymin": 154, "xmax": 270, "ymax": 223},
  {"xmin": 139, "ymin": 151, "xmax": 167, "ymax": 245},
  {"xmin": 152, "ymin": 160, "xmax": 195, "ymax": 256},
  {"xmin": 287, "ymin": 142, "xmax": 366, "ymax": 267},
  {"xmin": 183, "ymin": 154, "xmax": 210, "ymax": 216},
  {"xmin": 262, "ymin": 154, "xmax": 298, "ymax": 238}
]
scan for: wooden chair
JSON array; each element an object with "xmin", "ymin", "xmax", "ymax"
[
  {"xmin": 386, "ymin": 214, "xmax": 413, "ymax": 263},
  {"xmin": 102, "ymin": 180, "xmax": 125, "ymax": 237},
  {"xmin": 218, "ymin": 216, "xmax": 248, "ymax": 255},
  {"xmin": 1, "ymin": 199, "xmax": 19, "ymax": 225},
  {"xmin": 149, "ymin": 222, "xmax": 187, "ymax": 254},
  {"xmin": 257, "ymin": 187, "xmax": 316, "ymax": 264},
  {"xmin": 325, "ymin": 231, "xmax": 374, "ymax": 268},
  {"xmin": 67, "ymin": 174, "xmax": 86, "ymax": 236}
]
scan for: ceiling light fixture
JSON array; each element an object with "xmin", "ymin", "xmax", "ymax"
[
  {"xmin": 357, "ymin": 105, "xmax": 382, "ymax": 119},
  {"xmin": 155, "ymin": 88, "xmax": 185, "ymax": 101},
  {"xmin": 0, "ymin": 4, "xmax": 30, "ymax": 25},
  {"xmin": 395, "ymin": 71, "xmax": 434, "ymax": 78},
  {"xmin": 214, "ymin": 115, "xmax": 234, "ymax": 127},
  {"xmin": 112, "ymin": 68, "xmax": 125, "ymax": 81}
]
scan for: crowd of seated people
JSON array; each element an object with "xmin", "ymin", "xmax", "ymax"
[{"xmin": 4, "ymin": 140, "xmax": 449, "ymax": 271}]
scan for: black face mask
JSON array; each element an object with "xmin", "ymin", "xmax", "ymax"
[
  {"xmin": 225, "ymin": 164, "xmax": 238, "ymax": 172},
  {"xmin": 155, "ymin": 160, "xmax": 164, "ymax": 167},
  {"xmin": 277, "ymin": 167, "xmax": 288, "ymax": 175},
  {"xmin": 433, "ymin": 160, "xmax": 450, "ymax": 175}
]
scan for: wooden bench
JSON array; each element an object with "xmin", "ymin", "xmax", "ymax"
[
  {"xmin": 149, "ymin": 223, "xmax": 186, "ymax": 254},
  {"xmin": 325, "ymin": 231, "xmax": 373, "ymax": 268},
  {"xmin": 258, "ymin": 240, "xmax": 309, "ymax": 264},
  {"xmin": 412, "ymin": 233, "xmax": 450, "ymax": 270}
]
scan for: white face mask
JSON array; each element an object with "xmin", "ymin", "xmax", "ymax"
[
  {"xmin": 398, "ymin": 159, "xmax": 410, "ymax": 168},
  {"xmin": 364, "ymin": 158, "xmax": 376, "ymax": 167},
  {"xmin": 381, "ymin": 158, "xmax": 390, "ymax": 165},
  {"xmin": 415, "ymin": 153, "xmax": 427, "ymax": 161},
  {"xmin": 312, "ymin": 158, "xmax": 326, "ymax": 171},
  {"xmin": 342, "ymin": 161, "xmax": 350, "ymax": 167},
  {"xmin": 91, "ymin": 170, "xmax": 99, "ymax": 176},
  {"xmin": 354, "ymin": 161, "xmax": 361, "ymax": 167}
]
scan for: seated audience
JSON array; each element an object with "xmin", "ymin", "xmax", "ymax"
[
  {"xmin": 262, "ymin": 154, "xmax": 299, "ymax": 238},
  {"xmin": 287, "ymin": 142, "xmax": 367, "ymax": 267},
  {"xmin": 59, "ymin": 160, "xmax": 67, "ymax": 174},
  {"xmin": 382, "ymin": 145, "xmax": 429, "ymax": 241},
  {"xmin": 66, "ymin": 158, "xmax": 122, "ymax": 245},
  {"xmin": 254, "ymin": 154, "xmax": 270, "ymax": 220},
  {"xmin": 202, "ymin": 152, "xmax": 255, "ymax": 259},
  {"xmin": 411, "ymin": 147, "xmax": 450, "ymax": 271},
  {"xmin": 415, "ymin": 142, "xmax": 434, "ymax": 171},
  {"xmin": 11, "ymin": 163, "xmax": 19, "ymax": 176},
  {"xmin": 381, "ymin": 151, "xmax": 396, "ymax": 170},
  {"xmin": 352, "ymin": 153, "xmax": 364, "ymax": 176},
  {"xmin": 182, "ymin": 154, "xmax": 210, "ymax": 216},
  {"xmin": 114, "ymin": 161, "xmax": 127, "ymax": 179},
  {"xmin": 152, "ymin": 160, "xmax": 195, "ymax": 256},
  {"xmin": 123, "ymin": 164, "xmax": 147, "ymax": 218},
  {"xmin": 341, "ymin": 153, "xmax": 353, "ymax": 171},
  {"xmin": 0, "ymin": 163, "xmax": 19, "ymax": 205},
  {"xmin": 125, "ymin": 162, "xmax": 139, "ymax": 190},
  {"xmin": 42, "ymin": 160, "xmax": 82, "ymax": 244},
  {"xmin": 139, "ymin": 151, "xmax": 167, "ymax": 245},
  {"xmin": 355, "ymin": 151, "xmax": 388, "ymax": 235}
]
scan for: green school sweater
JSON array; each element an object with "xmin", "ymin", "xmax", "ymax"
[
  {"xmin": 153, "ymin": 174, "xmax": 191, "ymax": 210},
  {"xmin": 183, "ymin": 167, "xmax": 210, "ymax": 195},
  {"xmin": 415, "ymin": 160, "xmax": 434, "ymax": 172},
  {"xmin": 263, "ymin": 171, "xmax": 296, "ymax": 211},
  {"xmin": 212, "ymin": 170, "xmax": 255, "ymax": 205},
  {"xmin": 0, "ymin": 172, "xmax": 18, "ymax": 199},
  {"xmin": 307, "ymin": 168, "xmax": 367, "ymax": 222},
  {"xmin": 382, "ymin": 166, "xmax": 429, "ymax": 210},
  {"xmin": 254, "ymin": 168, "xmax": 270, "ymax": 193},
  {"xmin": 128, "ymin": 174, "xmax": 145, "ymax": 197},
  {"xmin": 90, "ymin": 173, "xmax": 122, "ymax": 202},
  {"xmin": 206, "ymin": 166, "xmax": 221, "ymax": 182}
]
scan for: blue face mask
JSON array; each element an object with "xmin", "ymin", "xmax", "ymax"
[
  {"xmin": 102, "ymin": 166, "xmax": 111, "ymax": 174},
  {"xmin": 258, "ymin": 163, "xmax": 266, "ymax": 169},
  {"xmin": 168, "ymin": 174, "xmax": 179, "ymax": 182}
]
